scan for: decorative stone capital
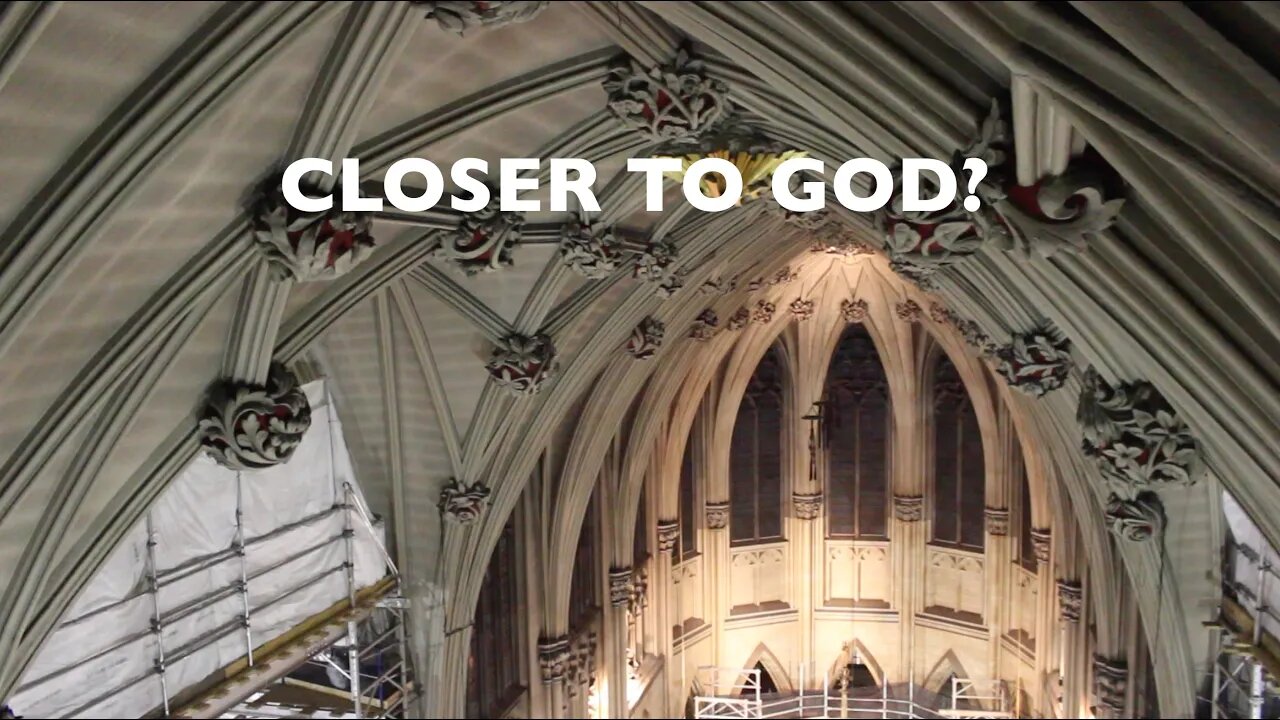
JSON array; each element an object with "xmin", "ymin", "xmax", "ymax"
[
  {"xmin": 893, "ymin": 495, "xmax": 924, "ymax": 522},
  {"xmin": 608, "ymin": 567, "xmax": 633, "ymax": 607},
  {"xmin": 810, "ymin": 235, "xmax": 875, "ymax": 257},
  {"xmin": 559, "ymin": 218, "xmax": 620, "ymax": 278},
  {"xmin": 792, "ymin": 492, "xmax": 823, "ymax": 520},
  {"xmin": 630, "ymin": 567, "xmax": 649, "ymax": 610},
  {"xmin": 1092, "ymin": 655, "xmax": 1128, "ymax": 716},
  {"xmin": 486, "ymin": 333, "xmax": 558, "ymax": 395},
  {"xmin": 633, "ymin": 240, "xmax": 683, "ymax": 297},
  {"xmin": 840, "ymin": 298, "xmax": 869, "ymax": 323},
  {"xmin": 656, "ymin": 520, "xmax": 680, "ymax": 554},
  {"xmin": 1078, "ymin": 367, "xmax": 1202, "ymax": 488},
  {"xmin": 690, "ymin": 309, "xmax": 719, "ymax": 340},
  {"xmin": 984, "ymin": 507, "xmax": 1010, "ymax": 536},
  {"xmin": 1104, "ymin": 491, "xmax": 1165, "ymax": 543},
  {"xmin": 880, "ymin": 102, "xmax": 1122, "ymax": 288},
  {"xmin": 788, "ymin": 298, "xmax": 815, "ymax": 320},
  {"xmin": 439, "ymin": 185, "xmax": 523, "ymax": 274},
  {"xmin": 752, "ymin": 300, "xmax": 776, "ymax": 324},
  {"xmin": 726, "ymin": 307, "xmax": 750, "ymax": 332},
  {"xmin": 996, "ymin": 327, "xmax": 1072, "ymax": 397},
  {"xmin": 772, "ymin": 266, "xmax": 798, "ymax": 286},
  {"xmin": 1031, "ymin": 528, "xmax": 1052, "ymax": 564},
  {"xmin": 895, "ymin": 300, "xmax": 923, "ymax": 323},
  {"xmin": 705, "ymin": 501, "xmax": 730, "ymax": 530},
  {"xmin": 603, "ymin": 46, "xmax": 729, "ymax": 142},
  {"xmin": 198, "ymin": 363, "xmax": 311, "ymax": 471},
  {"xmin": 251, "ymin": 179, "xmax": 375, "ymax": 282},
  {"xmin": 438, "ymin": 478, "xmax": 490, "ymax": 525},
  {"xmin": 414, "ymin": 1, "xmax": 549, "ymax": 34},
  {"xmin": 1057, "ymin": 580, "xmax": 1083, "ymax": 623},
  {"xmin": 537, "ymin": 635, "xmax": 571, "ymax": 684},
  {"xmin": 700, "ymin": 276, "xmax": 734, "ymax": 295},
  {"xmin": 626, "ymin": 317, "xmax": 665, "ymax": 360}
]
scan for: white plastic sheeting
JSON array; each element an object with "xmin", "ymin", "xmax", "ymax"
[
  {"xmin": 1223, "ymin": 490, "xmax": 1280, "ymax": 641},
  {"xmin": 9, "ymin": 380, "xmax": 387, "ymax": 718}
]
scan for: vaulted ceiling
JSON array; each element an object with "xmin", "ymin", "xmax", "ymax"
[{"xmin": 0, "ymin": 2, "xmax": 1276, "ymax": 716}]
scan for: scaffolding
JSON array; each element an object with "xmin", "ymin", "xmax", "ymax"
[
  {"xmin": 1207, "ymin": 493, "xmax": 1280, "ymax": 719},
  {"xmin": 5, "ymin": 379, "xmax": 404, "ymax": 719}
]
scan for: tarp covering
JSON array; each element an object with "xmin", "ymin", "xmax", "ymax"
[
  {"xmin": 1223, "ymin": 490, "xmax": 1280, "ymax": 641},
  {"xmin": 9, "ymin": 380, "xmax": 387, "ymax": 718}
]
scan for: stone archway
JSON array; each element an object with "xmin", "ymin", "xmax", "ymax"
[{"xmin": 741, "ymin": 642, "xmax": 794, "ymax": 695}]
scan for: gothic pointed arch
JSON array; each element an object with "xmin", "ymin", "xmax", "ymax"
[
  {"xmin": 922, "ymin": 649, "xmax": 973, "ymax": 696},
  {"xmin": 741, "ymin": 642, "xmax": 794, "ymax": 694},
  {"xmin": 827, "ymin": 638, "xmax": 885, "ymax": 688}
]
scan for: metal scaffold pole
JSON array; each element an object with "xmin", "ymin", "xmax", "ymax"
[
  {"xmin": 145, "ymin": 512, "xmax": 170, "ymax": 716},
  {"xmin": 1250, "ymin": 557, "xmax": 1269, "ymax": 719},
  {"xmin": 344, "ymin": 482, "xmax": 363, "ymax": 719},
  {"xmin": 235, "ymin": 471, "xmax": 254, "ymax": 666}
]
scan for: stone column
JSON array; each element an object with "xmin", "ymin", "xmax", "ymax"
[
  {"xmin": 1056, "ymin": 579, "xmax": 1084, "ymax": 717},
  {"xmin": 605, "ymin": 567, "xmax": 633, "ymax": 718},
  {"xmin": 1092, "ymin": 654, "xmax": 1128, "ymax": 719},
  {"xmin": 984, "ymin": 506, "xmax": 1011, "ymax": 679},
  {"xmin": 538, "ymin": 635, "xmax": 571, "ymax": 718},
  {"xmin": 1032, "ymin": 529, "xmax": 1054, "ymax": 714}
]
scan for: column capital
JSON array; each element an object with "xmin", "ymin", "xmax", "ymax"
[
  {"xmin": 705, "ymin": 501, "xmax": 730, "ymax": 530},
  {"xmin": 1031, "ymin": 528, "xmax": 1052, "ymax": 564},
  {"xmin": 984, "ymin": 507, "xmax": 1010, "ymax": 536},
  {"xmin": 792, "ymin": 492, "xmax": 823, "ymax": 520},
  {"xmin": 1092, "ymin": 654, "xmax": 1128, "ymax": 717},
  {"xmin": 537, "ymin": 635, "xmax": 571, "ymax": 684},
  {"xmin": 893, "ymin": 494, "xmax": 923, "ymax": 522},
  {"xmin": 656, "ymin": 519, "xmax": 679, "ymax": 554},
  {"xmin": 608, "ymin": 566, "xmax": 633, "ymax": 607},
  {"xmin": 1057, "ymin": 579, "xmax": 1083, "ymax": 623}
]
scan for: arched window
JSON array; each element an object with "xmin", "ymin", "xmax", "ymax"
[
  {"xmin": 569, "ymin": 488, "xmax": 600, "ymax": 632},
  {"xmin": 633, "ymin": 482, "xmax": 649, "ymax": 567},
  {"xmin": 679, "ymin": 435, "xmax": 698, "ymax": 560},
  {"xmin": 824, "ymin": 325, "xmax": 890, "ymax": 539},
  {"xmin": 730, "ymin": 346, "xmax": 784, "ymax": 545},
  {"xmin": 1015, "ymin": 443, "xmax": 1037, "ymax": 571},
  {"xmin": 466, "ymin": 518, "xmax": 523, "ymax": 719},
  {"xmin": 931, "ymin": 354, "xmax": 985, "ymax": 551}
]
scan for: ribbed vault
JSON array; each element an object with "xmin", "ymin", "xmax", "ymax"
[{"xmin": 0, "ymin": 2, "xmax": 1273, "ymax": 718}]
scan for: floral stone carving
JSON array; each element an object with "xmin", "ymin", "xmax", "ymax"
[
  {"xmin": 252, "ymin": 181, "xmax": 374, "ymax": 282},
  {"xmin": 633, "ymin": 240, "xmax": 683, "ymax": 297},
  {"xmin": 1104, "ymin": 491, "xmax": 1165, "ymax": 543},
  {"xmin": 841, "ymin": 298, "xmax": 869, "ymax": 323},
  {"xmin": 895, "ymin": 300, "xmax": 923, "ymax": 323},
  {"xmin": 440, "ymin": 186, "xmax": 523, "ymax": 274},
  {"xmin": 789, "ymin": 298, "xmax": 815, "ymax": 320},
  {"xmin": 690, "ymin": 309, "xmax": 720, "ymax": 341},
  {"xmin": 603, "ymin": 46, "xmax": 729, "ymax": 142},
  {"xmin": 559, "ymin": 218, "xmax": 620, "ymax": 278},
  {"xmin": 1077, "ymin": 367, "xmax": 1202, "ymax": 488},
  {"xmin": 199, "ymin": 363, "xmax": 311, "ymax": 471},
  {"xmin": 438, "ymin": 478, "xmax": 490, "ymax": 524},
  {"xmin": 486, "ymin": 333, "xmax": 558, "ymax": 395},
  {"xmin": 414, "ymin": 1, "xmax": 549, "ymax": 34},
  {"xmin": 996, "ymin": 327, "xmax": 1072, "ymax": 397},
  {"xmin": 752, "ymin": 300, "xmax": 776, "ymax": 324},
  {"xmin": 726, "ymin": 307, "xmax": 750, "ymax": 332},
  {"xmin": 626, "ymin": 317, "xmax": 665, "ymax": 360},
  {"xmin": 701, "ymin": 276, "xmax": 735, "ymax": 295},
  {"xmin": 879, "ymin": 102, "xmax": 1124, "ymax": 285}
]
